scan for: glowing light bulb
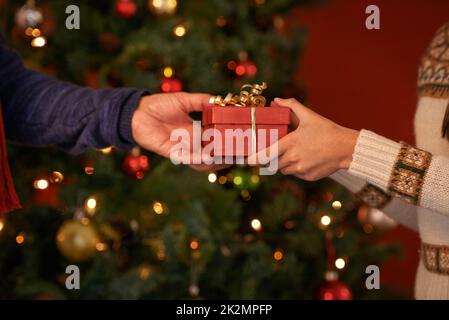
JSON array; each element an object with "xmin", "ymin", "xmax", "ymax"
[
  {"xmin": 163, "ymin": 66, "xmax": 174, "ymax": 78},
  {"xmin": 332, "ymin": 201, "xmax": 342, "ymax": 210},
  {"xmin": 153, "ymin": 201, "xmax": 164, "ymax": 214},
  {"xmin": 95, "ymin": 243, "xmax": 107, "ymax": 251},
  {"xmin": 0, "ymin": 221, "xmax": 4, "ymax": 232},
  {"xmin": 31, "ymin": 36, "xmax": 46, "ymax": 48},
  {"xmin": 233, "ymin": 176, "xmax": 242, "ymax": 185},
  {"xmin": 273, "ymin": 250, "xmax": 283, "ymax": 261},
  {"xmin": 25, "ymin": 27, "xmax": 33, "ymax": 36},
  {"xmin": 190, "ymin": 240, "xmax": 199, "ymax": 250},
  {"xmin": 208, "ymin": 173, "xmax": 217, "ymax": 183},
  {"xmin": 84, "ymin": 166, "xmax": 95, "ymax": 175},
  {"xmin": 31, "ymin": 28, "xmax": 41, "ymax": 37},
  {"xmin": 86, "ymin": 197, "xmax": 96, "ymax": 209},
  {"xmin": 151, "ymin": 0, "xmax": 177, "ymax": 14},
  {"xmin": 335, "ymin": 258, "xmax": 346, "ymax": 269},
  {"xmin": 320, "ymin": 215, "xmax": 332, "ymax": 226},
  {"xmin": 16, "ymin": 233, "xmax": 25, "ymax": 245},
  {"xmin": 152, "ymin": 0, "xmax": 162, "ymax": 7},
  {"xmin": 173, "ymin": 25, "xmax": 186, "ymax": 37},
  {"xmin": 235, "ymin": 65, "xmax": 245, "ymax": 76},
  {"xmin": 34, "ymin": 179, "xmax": 49, "ymax": 190},
  {"xmin": 251, "ymin": 218, "xmax": 262, "ymax": 232},
  {"xmin": 85, "ymin": 197, "xmax": 97, "ymax": 215},
  {"xmin": 167, "ymin": 0, "xmax": 177, "ymax": 8}
]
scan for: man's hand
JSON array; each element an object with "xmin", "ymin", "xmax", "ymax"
[{"xmin": 131, "ymin": 92, "xmax": 228, "ymax": 171}]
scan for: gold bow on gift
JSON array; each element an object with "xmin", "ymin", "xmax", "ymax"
[
  {"xmin": 209, "ymin": 83, "xmax": 268, "ymax": 154},
  {"xmin": 209, "ymin": 82, "xmax": 267, "ymax": 108}
]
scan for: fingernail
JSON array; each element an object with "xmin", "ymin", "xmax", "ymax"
[{"xmin": 274, "ymin": 97, "xmax": 282, "ymax": 102}]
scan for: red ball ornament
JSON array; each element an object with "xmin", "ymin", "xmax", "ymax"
[
  {"xmin": 115, "ymin": 0, "xmax": 137, "ymax": 19},
  {"xmin": 161, "ymin": 77, "xmax": 183, "ymax": 93},
  {"xmin": 122, "ymin": 153, "xmax": 150, "ymax": 179},
  {"xmin": 318, "ymin": 280, "xmax": 352, "ymax": 300}
]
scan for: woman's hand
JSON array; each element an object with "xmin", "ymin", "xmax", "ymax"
[{"xmin": 250, "ymin": 98, "xmax": 360, "ymax": 181}]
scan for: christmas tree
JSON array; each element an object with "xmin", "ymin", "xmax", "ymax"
[{"xmin": 0, "ymin": 0, "xmax": 402, "ymax": 299}]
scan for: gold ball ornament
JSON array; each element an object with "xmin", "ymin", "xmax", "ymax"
[
  {"xmin": 148, "ymin": 0, "xmax": 177, "ymax": 15},
  {"xmin": 56, "ymin": 220, "xmax": 100, "ymax": 262}
]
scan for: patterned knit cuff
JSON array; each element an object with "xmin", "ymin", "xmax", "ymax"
[
  {"xmin": 348, "ymin": 130, "xmax": 433, "ymax": 206},
  {"xmin": 388, "ymin": 144, "xmax": 432, "ymax": 205},
  {"xmin": 348, "ymin": 129, "xmax": 401, "ymax": 190}
]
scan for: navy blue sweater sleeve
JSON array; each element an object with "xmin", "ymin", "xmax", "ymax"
[{"xmin": 0, "ymin": 31, "xmax": 149, "ymax": 154}]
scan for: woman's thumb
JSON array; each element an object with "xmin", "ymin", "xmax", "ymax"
[{"xmin": 272, "ymin": 98, "xmax": 308, "ymax": 119}]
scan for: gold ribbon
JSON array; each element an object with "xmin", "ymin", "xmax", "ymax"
[{"xmin": 210, "ymin": 82, "xmax": 268, "ymax": 154}]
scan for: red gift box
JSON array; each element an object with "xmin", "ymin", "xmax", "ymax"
[{"xmin": 202, "ymin": 105, "xmax": 291, "ymax": 157}]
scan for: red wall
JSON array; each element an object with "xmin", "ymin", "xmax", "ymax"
[{"xmin": 294, "ymin": 0, "xmax": 449, "ymax": 296}]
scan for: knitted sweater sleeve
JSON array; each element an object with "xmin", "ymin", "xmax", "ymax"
[
  {"xmin": 342, "ymin": 22, "xmax": 449, "ymax": 220},
  {"xmin": 330, "ymin": 170, "xmax": 418, "ymax": 231},
  {"xmin": 348, "ymin": 129, "xmax": 449, "ymax": 216},
  {"xmin": 0, "ymin": 31, "xmax": 148, "ymax": 154}
]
